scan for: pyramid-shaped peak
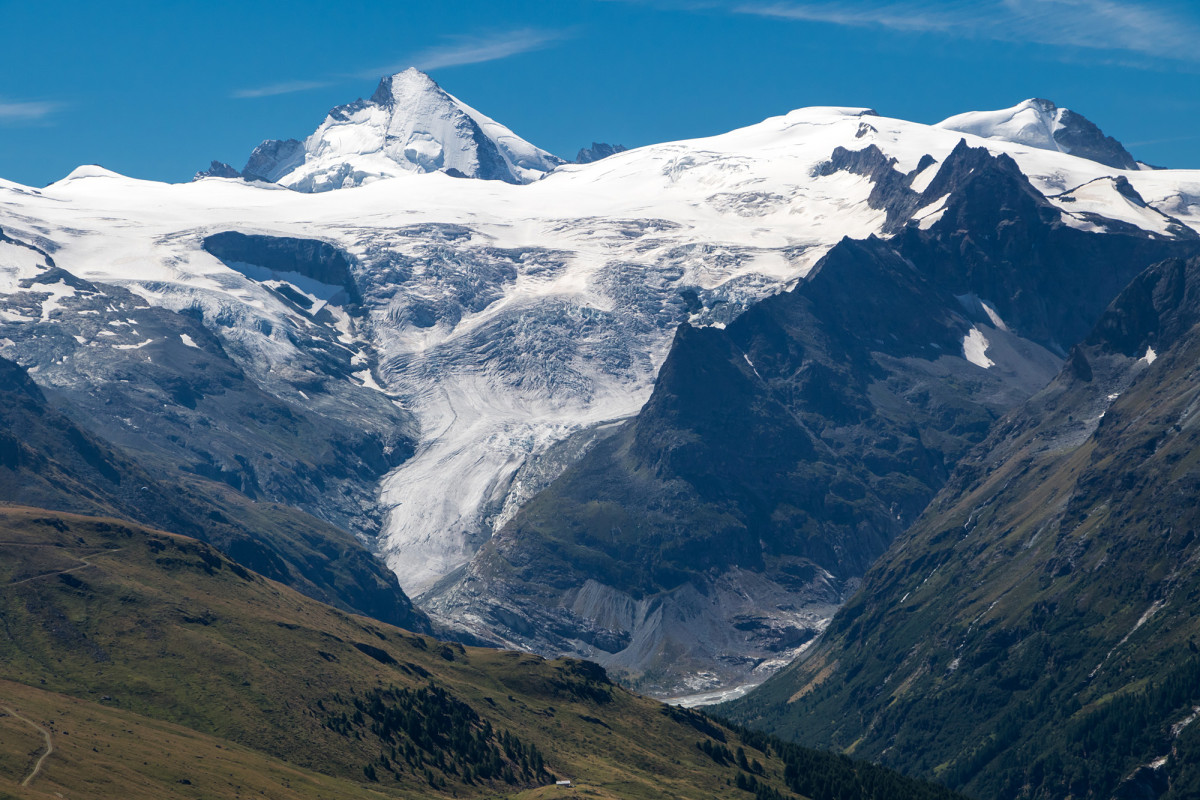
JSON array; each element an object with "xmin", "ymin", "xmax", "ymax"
[{"xmin": 232, "ymin": 69, "xmax": 562, "ymax": 192}]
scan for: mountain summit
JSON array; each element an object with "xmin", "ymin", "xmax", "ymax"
[
  {"xmin": 237, "ymin": 68, "xmax": 563, "ymax": 191},
  {"xmin": 937, "ymin": 98, "xmax": 1141, "ymax": 170}
]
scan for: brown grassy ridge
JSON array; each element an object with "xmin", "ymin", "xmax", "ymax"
[
  {"xmin": 0, "ymin": 678, "xmax": 392, "ymax": 800},
  {"xmin": 0, "ymin": 505, "xmax": 804, "ymax": 799}
]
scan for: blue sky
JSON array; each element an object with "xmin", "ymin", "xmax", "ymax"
[{"xmin": 3, "ymin": 0, "xmax": 1199, "ymax": 186}]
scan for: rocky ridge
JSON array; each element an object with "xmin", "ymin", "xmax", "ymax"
[{"xmin": 426, "ymin": 142, "xmax": 1200, "ymax": 695}]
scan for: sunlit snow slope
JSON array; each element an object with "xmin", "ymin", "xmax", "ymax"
[
  {"xmin": 937, "ymin": 98, "xmax": 1141, "ymax": 170},
  {"xmin": 242, "ymin": 69, "xmax": 563, "ymax": 190},
  {"xmin": 2, "ymin": 88, "xmax": 1199, "ymax": 603}
]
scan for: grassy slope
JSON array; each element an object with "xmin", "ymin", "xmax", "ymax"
[
  {"xmin": 0, "ymin": 505, "xmax": 961, "ymax": 800},
  {"xmin": 0, "ymin": 679, "xmax": 390, "ymax": 800}
]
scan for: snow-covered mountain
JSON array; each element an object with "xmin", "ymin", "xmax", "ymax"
[
  {"xmin": 937, "ymin": 98, "xmax": 1142, "ymax": 170},
  {"xmin": 238, "ymin": 68, "xmax": 563, "ymax": 190},
  {"xmin": 3, "ymin": 83, "xmax": 1200, "ymax": 695}
]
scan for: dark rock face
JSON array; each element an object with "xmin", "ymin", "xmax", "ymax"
[
  {"xmin": 242, "ymin": 138, "xmax": 305, "ymax": 183},
  {"xmin": 1053, "ymin": 106, "xmax": 1140, "ymax": 170},
  {"xmin": 895, "ymin": 140, "xmax": 1195, "ymax": 352},
  {"xmin": 575, "ymin": 143, "xmax": 628, "ymax": 164},
  {"xmin": 202, "ymin": 231, "xmax": 363, "ymax": 305},
  {"xmin": 726, "ymin": 256, "xmax": 1200, "ymax": 800},
  {"xmin": 1112, "ymin": 764, "xmax": 1171, "ymax": 800},
  {"xmin": 812, "ymin": 143, "xmax": 923, "ymax": 233},
  {"xmin": 193, "ymin": 160, "xmax": 242, "ymax": 180},
  {"xmin": 428, "ymin": 142, "xmax": 1200, "ymax": 695},
  {"xmin": 467, "ymin": 118, "xmax": 524, "ymax": 184}
]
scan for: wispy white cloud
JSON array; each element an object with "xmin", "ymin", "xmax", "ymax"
[
  {"xmin": 1000, "ymin": 0, "xmax": 1200, "ymax": 59},
  {"xmin": 736, "ymin": 0, "xmax": 970, "ymax": 31},
  {"xmin": 734, "ymin": 0, "xmax": 1200, "ymax": 61},
  {"xmin": 0, "ymin": 99, "xmax": 62, "ymax": 123},
  {"xmin": 364, "ymin": 27, "xmax": 569, "ymax": 76},
  {"xmin": 232, "ymin": 80, "xmax": 334, "ymax": 99},
  {"xmin": 233, "ymin": 29, "xmax": 568, "ymax": 103},
  {"xmin": 592, "ymin": 0, "xmax": 726, "ymax": 7}
]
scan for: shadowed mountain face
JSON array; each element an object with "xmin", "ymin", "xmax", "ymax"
[
  {"xmin": 426, "ymin": 143, "xmax": 1199, "ymax": 696},
  {"xmin": 575, "ymin": 142, "xmax": 627, "ymax": 164},
  {"xmin": 202, "ymin": 231, "xmax": 363, "ymax": 305},
  {"xmin": 725, "ymin": 254, "xmax": 1200, "ymax": 800}
]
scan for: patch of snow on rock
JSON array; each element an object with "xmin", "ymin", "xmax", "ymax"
[
  {"xmin": 963, "ymin": 327, "xmax": 994, "ymax": 369},
  {"xmin": 979, "ymin": 300, "xmax": 1010, "ymax": 331},
  {"xmin": 31, "ymin": 280, "xmax": 77, "ymax": 321}
]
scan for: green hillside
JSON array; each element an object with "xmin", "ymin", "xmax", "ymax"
[{"xmin": 0, "ymin": 505, "xmax": 964, "ymax": 800}]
